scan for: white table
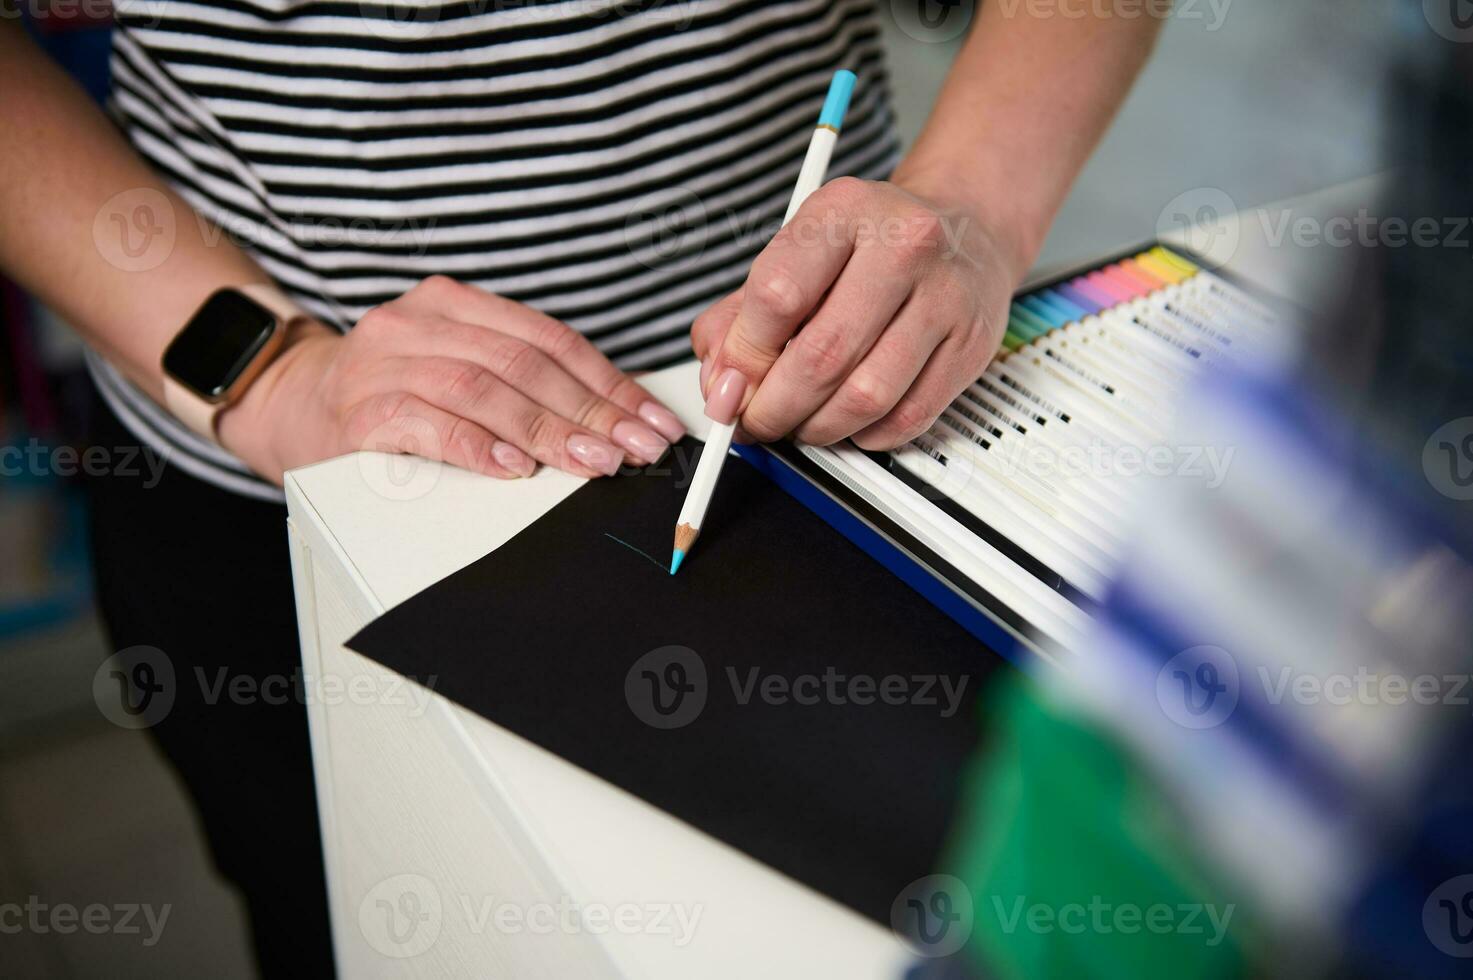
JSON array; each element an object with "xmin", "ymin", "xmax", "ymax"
[
  {"xmin": 285, "ymin": 177, "xmax": 1381, "ymax": 978},
  {"xmin": 287, "ymin": 361, "xmax": 916, "ymax": 979}
]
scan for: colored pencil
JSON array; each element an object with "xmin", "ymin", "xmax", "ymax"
[{"xmin": 671, "ymin": 69, "xmax": 857, "ymax": 574}]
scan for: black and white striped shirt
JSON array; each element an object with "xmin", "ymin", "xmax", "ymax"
[{"xmin": 92, "ymin": 0, "xmax": 902, "ymax": 499}]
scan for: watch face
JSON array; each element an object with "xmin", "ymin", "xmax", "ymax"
[{"xmin": 162, "ymin": 290, "xmax": 277, "ymax": 400}]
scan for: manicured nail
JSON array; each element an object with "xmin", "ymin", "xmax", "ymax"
[
  {"xmin": 567, "ymin": 433, "xmax": 622, "ymax": 476},
  {"xmin": 637, "ymin": 400, "xmax": 686, "ymax": 443},
  {"xmin": 611, "ymin": 420, "xmax": 668, "ymax": 464},
  {"xmin": 699, "ymin": 356, "xmax": 713, "ymax": 394},
  {"xmin": 705, "ymin": 368, "xmax": 747, "ymax": 425},
  {"xmin": 492, "ymin": 441, "xmax": 535, "ymax": 478}
]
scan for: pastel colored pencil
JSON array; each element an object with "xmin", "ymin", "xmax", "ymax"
[{"xmin": 670, "ymin": 69, "xmax": 857, "ymax": 574}]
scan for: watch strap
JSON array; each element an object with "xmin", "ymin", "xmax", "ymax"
[
  {"xmin": 238, "ymin": 282, "xmax": 302, "ymax": 327},
  {"xmin": 162, "ymin": 372, "xmax": 223, "ymax": 441}
]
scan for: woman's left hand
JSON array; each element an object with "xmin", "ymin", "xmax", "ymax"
[{"xmin": 690, "ymin": 175, "xmax": 1024, "ymax": 449}]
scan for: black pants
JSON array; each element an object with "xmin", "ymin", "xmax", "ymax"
[{"xmin": 85, "ymin": 391, "xmax": 335, "ymax": 978}]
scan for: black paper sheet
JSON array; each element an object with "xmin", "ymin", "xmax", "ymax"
[{"xmin": 348, "ymin": 437, "xmax": 1008, "ymax": 925}]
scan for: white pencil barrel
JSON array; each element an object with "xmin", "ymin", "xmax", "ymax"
[
  {"xmin": 677, "ymin": 420, "xmax": 736, "ymax": 532},
  {"xmin": 783, "ymin": 127, "xmax": 839, "ymax": 226}
]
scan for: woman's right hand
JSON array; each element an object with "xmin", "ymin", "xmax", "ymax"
[{"xmin": 217, "ymin": 276, "xmax": 686, "ymax": 485}]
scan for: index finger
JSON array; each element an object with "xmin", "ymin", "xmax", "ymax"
[
  {"xmin": 400, "ymin": 275, "xmax": 686, "ymax": 442},
  {"xmin": 707, "ymin": 193, "xmax": 858, "ymax": 404}
]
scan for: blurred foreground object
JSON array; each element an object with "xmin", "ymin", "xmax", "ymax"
[{"xmin": 910, "ymin": 31, "xmax": 1473, "ymax": 980}]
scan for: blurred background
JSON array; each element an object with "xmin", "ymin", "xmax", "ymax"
[{"xmin": 0, "ymin": 1, "xmax": 1426, "ymax": 976}]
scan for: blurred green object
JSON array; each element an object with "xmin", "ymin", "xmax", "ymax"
[{"xmin": 947, "ymin": 677, "xmax": 1256, "ymax": 980}]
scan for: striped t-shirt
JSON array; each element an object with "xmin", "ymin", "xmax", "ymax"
[{"xmin": 92, "ymin": 0, "xmax": 902, "ymax": 500}]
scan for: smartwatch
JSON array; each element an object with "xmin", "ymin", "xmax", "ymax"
[{"xmin": 161, "ymin": 284, "xmax": 306, "ymax": 442}]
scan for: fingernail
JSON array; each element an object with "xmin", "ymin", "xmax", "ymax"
[
  {"xmin": 567, "ymin": 433, "xmax": 622, "ymax": 476},
  {"xmin": 491, "ymin": 441, "xmax": 536, "ymax": 478},
  {"xmin": 562, "ymin": 433, "xmax": 621, "ymax": 474},
  {"xmin": 611, "ymin": 420, "xmax": 669, "ymax": 464},
  {"xmin": 699, "ymin": 356, "xmax": 713, "ymax": 394},
  {"xmin": 705, "ymin": 368, "xmax": 747, "ymax": 425},
  {"xmin": 637, "ymin": 400, "xmax": 686, "ymax": 443}
]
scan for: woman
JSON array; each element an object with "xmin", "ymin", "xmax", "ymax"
[{"xmin": 0, "ymin": 1, "xmax": 1160, "ymax": 972}]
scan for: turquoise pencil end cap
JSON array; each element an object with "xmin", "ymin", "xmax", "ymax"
[
  {"xmin": 818, "ymin": 69, "xmax": 857, "ymax": 131},
  {"xmin": 670, "ymin": 549, "xmax": 685, "ymax": 576}
]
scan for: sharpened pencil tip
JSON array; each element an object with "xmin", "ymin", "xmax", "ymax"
[{"xmin": 670, "ymin": 549, "xmax": 685, "ymax": 576}]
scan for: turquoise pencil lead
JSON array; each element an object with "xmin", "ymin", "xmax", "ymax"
[{"xmin": 670, "ymin": 549, "xmax": 685, "ymax": 576}]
